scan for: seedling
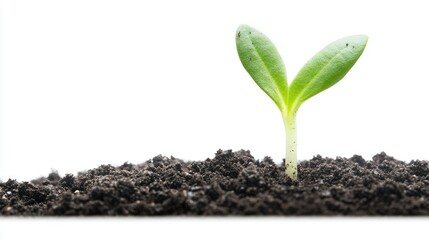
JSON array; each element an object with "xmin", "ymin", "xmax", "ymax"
[{"xmin": 236, "ymin": 24, "xmax": 367, "ymax": 181}]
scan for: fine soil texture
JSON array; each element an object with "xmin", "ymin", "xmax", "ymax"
[{"xmin": 1, "ymin": 150, "xmax": 429, "ymax": 216}]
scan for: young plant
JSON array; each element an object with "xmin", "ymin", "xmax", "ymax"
[{"xmin": 236, "ymin": 25, "xmax": 368, "ymax": 181}]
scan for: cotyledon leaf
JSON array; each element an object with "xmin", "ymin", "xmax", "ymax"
[
  {"xmin": 288, "ymin": 35, "xmax": 368, "ymax": 111},
  {"xmin": 236, "ymin": 25, "xmax": 288, "ymax": 111}
]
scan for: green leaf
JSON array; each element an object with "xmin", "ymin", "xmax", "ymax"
[
  {"xmin": 288, "ymin": 35, "xmax": 368, "ymax": 111},
  {"xmin": 236, "ymin": 25, "xmax": 288, "ymax": 110}
]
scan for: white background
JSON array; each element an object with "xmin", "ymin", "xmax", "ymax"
[
  {"xmin": 2, "ymin": 0, "xmax": 429, "ymax": 182},
  {"xmin": 1, "ymin": 0, "xmax": 429, "ymax": 238},
  {"xmin": 1, "ymin": 0, "xmax": 429, "ymax": 182}
]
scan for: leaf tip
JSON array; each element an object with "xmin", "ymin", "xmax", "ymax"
[
  {"xmin": 236, "ymin": 24, "xmax": 257, "ymax": 40},
  {"xmin": 346, "ymin": 35, "xmax": 369, "ymax": 50},
  {"xmin": 355, "ymin": 34, "xmax": 369, "ymax": 45},
  {"xmin": 237, "ymin": 24, "xmax": 251, "ymax": 32}
]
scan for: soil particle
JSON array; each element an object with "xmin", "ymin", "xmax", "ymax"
[{"xmin": 1, "ymin": 150, "xmax": 429, "ymax": 216}]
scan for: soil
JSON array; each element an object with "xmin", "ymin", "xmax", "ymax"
[{"xmin": 1, "ymin": 149, "xmax": 429, "ymax": 216}]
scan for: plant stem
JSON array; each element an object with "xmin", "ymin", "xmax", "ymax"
[{"xmin": 283, "ymin": 112, "xmax": 297, "ymax": 180}]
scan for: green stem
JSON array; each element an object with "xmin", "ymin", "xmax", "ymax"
[{"xmin": 283, "ymin": 112, "xmax": 297, "ymax": 180}]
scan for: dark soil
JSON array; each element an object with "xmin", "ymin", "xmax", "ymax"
[{"xmin": 1, "ymin": 149, "xmax": 429, "ymax": 216}]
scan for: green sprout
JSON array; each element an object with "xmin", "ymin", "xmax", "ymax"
[{"xmin": 235, "ymin": 24, "xmax": 368, "ymax": 181}]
